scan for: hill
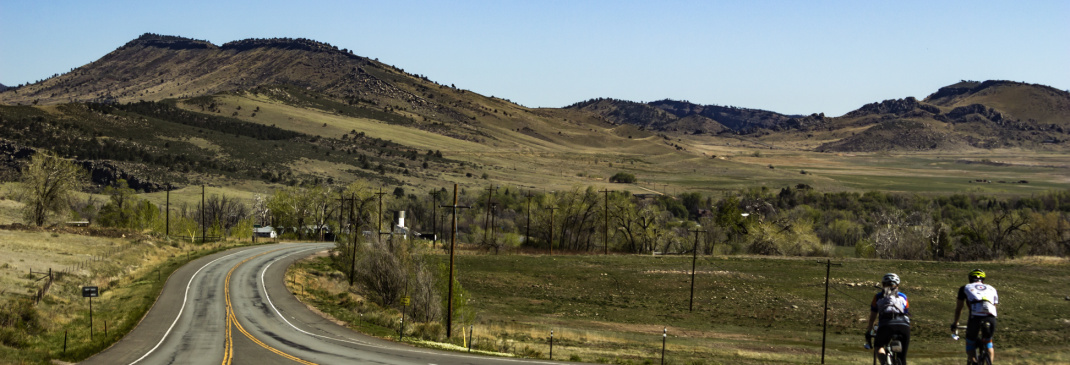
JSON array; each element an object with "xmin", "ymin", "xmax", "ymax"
[
  {"xmin": 806, "ymin": 81, "xmax": 1070, "ymax": 152},
  {"xmin": 0, "ymin": 34, "xmax": 474, "ymax": 130},
  {"xmin": 565, "ymin": 98, "xmax": 795, "ymax": 134},
  {"xmin": 925, "ymin": 80, "xmax": 1070, "ymax": 130},
  {"xmin": 1, "ymin": 34, "xmax": 1067, "ymax": 197},
  {"xmin": 570, "ymin": 83, "xmax": 1070, "ymax": 153},
  {"xmin": 1, "ymin": 34, "xmax": 750, "ymax": 194}
]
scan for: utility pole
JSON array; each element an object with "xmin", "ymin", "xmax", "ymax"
[
  {"xmin": 349, "ymin": 193, "xmax": 358, "ymax": 286},
  {"xmin": 689, "ymin": 227, "xmax": 705, "ymax": 312},
  {"xmin": 817, "ymin": 259, "xmax": 843, "ymax": 364},
  {"xmin": 375, "ymin": 188, "xmax": 387, "ymax": 242},
  {"xmin": 482, "ymin": 185, "xmax": 495, "ymax": 245},
  {"xmin": 200, "ymin": 185, "xmax": 205, "ymax": 244},
  {"xmin": 430, "ymin": 190, "xmax": 442, "ymax": 249},
  {"xmin": 545, "ymin": 206, "xmax": 557, "ymax": 255},
  {"xmin": 525, "ymin": 192, "xmax": 533, "ymax": 247},
  {"xmin": 337, "ymin": 191, "xmax": 346, "ymax": 243},
  {"xmin": 165, "ymin": 184, "xmax": 171, "ymax": 237},
  {"xmin": 490, "ymin": 203, "xmax": 498, "ymax": 248},
  {"xmin": 601, "ymin": 188, "xmax": 610, "ymax": 255},
  {"xmin": 441, "ymin": 184, "xmax": 470, "ymax": 338}
]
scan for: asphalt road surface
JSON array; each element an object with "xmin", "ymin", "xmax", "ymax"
[{"xmin": 81, "ymin": 242, "xmax": 564, "ymax": 365}]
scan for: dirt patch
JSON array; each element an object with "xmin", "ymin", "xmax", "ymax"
[
  {"xmin": 561, "ymin": 319, "xmax": 757, "ymax": 341},
  {"xmin": 1012, "ymin": 256, "xmax": 1069, "ymax": 266},
  {"xmin": 0, "ymin": 224, "xmax": 149, "ymax": 240},
  {"xmin": 643, "ymin": 269, "xmax": 761, "ymax": 279}
]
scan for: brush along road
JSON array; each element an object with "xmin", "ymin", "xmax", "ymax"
[{"xmin": 80, "ymin": 242, "xmax": 560, "ymax": 365}]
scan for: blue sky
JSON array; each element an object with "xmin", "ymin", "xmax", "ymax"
[{"xmin": 2, "ymin": 0, "xmax": 1067, "ymax": 116}]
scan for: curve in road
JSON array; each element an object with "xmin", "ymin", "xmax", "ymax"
[{"xmin": 81, "ymin": 242, "xmax": 568, "ymax": 365}]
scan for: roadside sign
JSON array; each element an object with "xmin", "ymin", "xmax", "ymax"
[
  {"xmin": 82, "ymin": 286, "xmax": 98, "ymax": 298},
  {"xmin": 400, "ymin": 296, "xmax": 410, "ymax": 306}
]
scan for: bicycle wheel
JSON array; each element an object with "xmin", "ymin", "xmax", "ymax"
[
  {"xmin": 979, "ymin": 348, "xmax": 992, "ymax": 365},
  {"xmin": 884, "ymin": 350, "xmax": 903, "ymax": 365}
]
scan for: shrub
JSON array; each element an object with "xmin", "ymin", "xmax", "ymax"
[
  {"xmin": 819, "ymin": 219, "xmax": 865, "ymax": 246},
  {"xmin": 609, "ymin": 172, "xmax": 637, "ymax": 184},
  {"xmin": 855, "ymin": 239, "xmax": 876, "ymax": 258},
  {"xmin": 410, "ymin": 322, "xmax": 444, "ymax": 341},
  {"xmin": 0, "ymin": 298, "xmax": 42, "ymax": 348},
  {"xmin": 746, "ymin": 221, "xmax": 828, "ymax": 256}
]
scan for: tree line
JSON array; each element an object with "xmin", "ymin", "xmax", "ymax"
[{"xmin": 15, "ymin": 150, "xmax": 1070, "ymax": 261}]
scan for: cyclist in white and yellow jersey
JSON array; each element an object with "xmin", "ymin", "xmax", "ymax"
[{"xmin": 952, "ymin": 269, "xmax": 999, "ymax": 364}]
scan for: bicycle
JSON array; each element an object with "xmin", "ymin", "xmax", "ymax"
[
  {"xmin": 953, "ymin": 323, "xmax": 993, "ymax": 365},
  {"xmin": 865, "ymin": 327, "xmax": 905, "ymax": 365}
]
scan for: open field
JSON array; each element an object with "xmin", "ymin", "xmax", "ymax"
[
  {"xmin": 679, "ymin": 139, "xmax": 1070, "ymax": 195},
  {"xmin": 292, "ymin": 245, "xmax": 1070, "ymax": 364}
]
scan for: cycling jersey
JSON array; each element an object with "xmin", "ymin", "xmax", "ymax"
[
  {"xmin": 871, "ymin": 290, "xmax": 910, "ymax": 326},
  {"xmin": 958, "ymin": 282, "xmax": 998, "ymax": 317}
]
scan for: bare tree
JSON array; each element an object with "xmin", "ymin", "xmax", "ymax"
[
  {"xmin": 989, "ymin": 208, "xmax": 1029, "ymax": 258},
  {"xmin": 205, "ymin": 194, "xmax": 249, "ymax": 237},
  {"xmin": 308, "ymin": 184, "xmax": 336, "ymax": 241},
  {"xmin": 70, "ymin": 196, "xmax": 101, "ymax": 224},
  {"xmin": 18, "ymin": 151, "xmax": 87, "ymax": 226},
  {"xmin": 557, "ymin": 186, "xmax": 599, "ymax": 251},
  {"xmin": 251, "ymin": 193, "xmax": 270, "ymax": 226},
  {"xmin": 356, "ymin": 241, "xmax": 405, "ymax": 306}
]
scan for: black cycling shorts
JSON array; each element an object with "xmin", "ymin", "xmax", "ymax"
[
  {"xmin": 966, "ymin": 315, "xmax": 997, "ymax": 341},
  {"xmin": 875, "ymin": 323, "xmax": 910, "ymax": 363}
]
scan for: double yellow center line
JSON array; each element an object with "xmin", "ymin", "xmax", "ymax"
[{"xmin": 223, "ymin": 248, "xmax": 318, "ymax": 365}]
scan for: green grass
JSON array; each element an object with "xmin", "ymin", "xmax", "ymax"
[
  {"xmin": 291, "ymin": 246, "xmax": 1069, "ymax": 364},
  {"xmin": 423, "ymin": 252, "xmax": 1069, "ymax": 364}
]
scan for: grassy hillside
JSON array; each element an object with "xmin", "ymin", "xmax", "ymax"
[{"xmin": 925, "ymin": 81, "xmax": 1070, "ymax": 127}]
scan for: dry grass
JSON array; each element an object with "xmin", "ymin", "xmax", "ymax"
[
  {"xmin": 0, "ymin": 200, "xmax": 21, "ymax": 226},
  {"xmin": 0, "ymin": 225, "xmax": 261, "ymax": 364},
  {"xmin": 0, "ymin": 230, "xmax": 122, "ymax": 301}
]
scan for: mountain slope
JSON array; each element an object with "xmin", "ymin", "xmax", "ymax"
[
  {"xmin": 0, "ymin": 34, "xmax": 1067, "ymax": 196},
  {"xmin": 0, "ymin": 34, "xmax": 736, "ymax": 193},
  {"xmin": 925, "ymin": 80, "xmax": 1070, "ymax": 128},
  {"xmin": 798, "ymin": 80, "xmax": 1070, "ymax": 152},
  {"xmin": 0, "ymin": 34, "xmax": 611, "ymax": 145},
  {"xmin": 566, "ymin": 98, "xmax": 794, "ymax": 134},
  {"xmin": 0, "ymin": 34, "xmax": 440, "ymax": 115}
]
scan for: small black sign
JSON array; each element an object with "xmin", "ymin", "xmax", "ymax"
[{"xmin": 82, "ymin": 286, "xmax": 98, "ymax": 298}]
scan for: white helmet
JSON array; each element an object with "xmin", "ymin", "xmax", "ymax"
[{"xmin": 882, "ymin": 273, "xmax": 900, "ymax": 286}]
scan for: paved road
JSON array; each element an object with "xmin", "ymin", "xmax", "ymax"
[{"xmin": 81, "ymin": 242, "xmax": 563, "ymax": 365}]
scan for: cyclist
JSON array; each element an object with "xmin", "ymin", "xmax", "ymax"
[
  {"xmin": 867, "ymin": 273, "xmax": 911, "ymax": 364},
  {"xmin": 952, "ymin": 269, "xmax": 999, "ymax": 364}
]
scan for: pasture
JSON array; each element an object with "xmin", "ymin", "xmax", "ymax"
[{"xmin": 294, "ymin": 247, "xmax": 1070, "ymax": 364}]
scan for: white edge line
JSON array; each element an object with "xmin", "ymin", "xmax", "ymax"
[
  {"xmin": 127, "ymin": 250, "xmax": 247, "ymax": 365},
  {"xmin": 258, "ymin": 244, "xmax": 561, "ymax": 365}
]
